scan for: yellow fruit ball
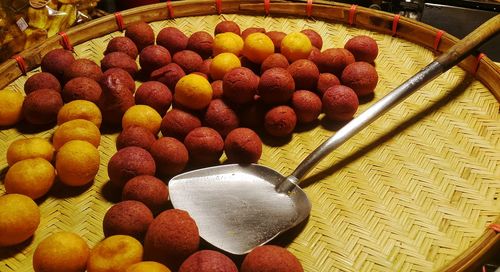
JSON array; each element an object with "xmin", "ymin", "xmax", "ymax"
[
  {"xmin": 0, "ymin": 194, "xmax": 40, "ymax": 247},
  {"xmin": 243, "ymin": 33, "xmax": 275, "ymax": 64},
  {"xmin": 87, "ymin": 235, "xmax": 143, "ymax": 272},
  {"xmin": 122, "ymin": 105, "xmax": 162, "ymax": 135},
  {"xmin": 280, "ymin": 32, "xmax": 313, "ymax": 62},
  {"xmin": 5, "ymin": 158, "xmax": 55, "ymax": 199},
  {"xmin": 57, "ymin": 100, "xmax": 102, "ymax": 128},
  {"xmin": 210, "ymin": 52, "xmax": 242, "ymax": 80},
  {"xmin": 56, "ymin": 140, "xmax": 100, "ymax": 186},
  {"xmin": 174, "ymin": 74, "xmax": 213, "ymax": 110},
  {"xmin": 52, "ymin": 119, "xmax": 101, "ymax": 150},
  {"xmin": 0, "ymin": 89, "xmax": 24, "ymax": 127},
  {"xmin": 7, "ymin": 137, "xmax": 54, "ymax": 166},
  {"xmin": 33, "ymin": 232, "xmax": 90, "ymax": 272},
  {"xmin": 126, "ymin": 261, "xmax": 171, "ymax": 272},
  {"xmin": 213, "ymin": 32, "xmax": 244, "ymax": 56}
]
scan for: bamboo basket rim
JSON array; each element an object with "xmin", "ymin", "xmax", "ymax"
[{"xmin": 0, "ymin": 1, "xmax": 499, "ymax": 271}]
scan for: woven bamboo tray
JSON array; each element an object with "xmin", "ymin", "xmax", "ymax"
[{"xmin": 1, "ymin": 1, "xmax": 499, "ymax": 271}]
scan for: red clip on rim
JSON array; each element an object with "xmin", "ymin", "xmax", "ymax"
[
  {"xmin": 392, "ymin": 14, "xmax": 400, "ymax": 36},
  {"xmin": 306, "ymin": 0, "xmax": 313, "ymax": 17},
  {"xmin": 474, "ymin": 53, "xmax": 486, "ymax": 76},
  {"xmin": 167, "ymin": 0, "xmax": 175, "ymax": 19},
  {"xmin": 216, "ymin": 0, "xmax": 222, "ymax": 14},
  {"xmin": 114, "ymin": 12, "xmax": 125, "ymax": 31},
  {"xmin": 264, "ymin": 0, "xmax": 270, "ymax": 15},
  {"xmin": 58, "ymin": 32, "xmax": 74, "ymax": 51},
  {"xmin": 12, "ymin": 55, "xmax": 27, "ymax": 75},
  {"xmin": 349, "ymin": 4, "xmax": 357, "ymax": 25},
  {"xmin": 433, "ymin": 30, "xmax": 445, "ymax": 51}
]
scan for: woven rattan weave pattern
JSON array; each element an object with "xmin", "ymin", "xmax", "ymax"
[{"xmin": 0, "ymin": 14, "xmax": 499, "ymax": 272}]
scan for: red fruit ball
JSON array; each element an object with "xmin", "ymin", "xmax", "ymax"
[
  {"xmin": 144, "ymin": 209, "xmax": 200, "ymax": 270},
  {"xmin": 105, "ymin": 36, "xmax": 139, "ymax": 59},
  {"xmin": 22, "ymin": 89, "xmax": 63, "ymax": 125},
  {"xmin": 211, "ymin": 80, "xmax": 223, "ymax": 99},
  {"xmin": 261, "ymin": 53, "xmax": 289, "ymax": 73},
  {"xmin": 173, "ymin": 50, "xmax": 203, "ymax": 74},
  {"xmin": 187, "ymin": 31, "xmax": 213, "ymax": 59},
  {"xmin": 150, "ymin": 137, "xmax": 189, "ymax": 177},
  {"xmin": 203, "ymin": 99, "xmax": 239, "ymax": 138},
  {"xmin": 291, "ymin": 90, "xmax": 322, "ymax": 124},
  {"xmin": 24, "ymin": 72, "xmax": 61, "ymax": 94},
  {"xmin": 103, "ymin": 200, "xmax": 153, "ymax": 241},
  {"xmin": 341, "ymin": 61, "xmax": 378, "ymax": 96},
  {"xmin": 313, "ymin": 48, "xmax": 354, "ymax": 76},
  {"xmin": 160, "ymin": 109, "xmax": 202, "ymax": 141},
  {"xmin": 135, "ymin": 81, "xmax": 172, "ymax": 116},
  {"xmin": 264, "ymin": 105, "xmax": 297, "ymax": 137},
  {"xmin": 344, "ymin": 35, "xmax": 378, "ymax": 63},
  {"xmin": 214, "ymin": 21, "xmax": 241, "ymax": 35},
  {"xmin": 241, "ymin": 27, "xmax": 266, "ymax": 40},
  {"xmin": 125, "ymin": 21, "xmax": 155, "ymax": 51},
  {"xmin": 287, "ymin": 59, "xmax": 320, "ymax": 91},
  {"xmin": 322, "ymin": 85, "xmax": 359, "ymax": 121},
  {"xmin": 224, "ymin": 128, "xmax": 262, "ymax": 163},
  {"xmin": 116, "ymin": 125, "xmax": 157, "ymax": 151},
  {"xmin": 64, "ymin": 59, "xmax": 103, "ymax": 83},
  {"xmin": 122, "ymin": 175, "xmax": 169, "ymax": 214},
  {"xmin": 241, "ymin": 245, "xmax": 303, "ymax": 272},
  {"xmin": 179, "ymin": 250, "xmax": 238, "ymax": 272},
  {"xmin": 184, "ymin": 127, "xmax": 224, "ymax": 165},
  {"xmin": 150, "ymin": 63, "xmax": 186, "ymax": 91},
  {"xmin": 223, "ymin": 67, "xmax": 259, "ymax": 105},
  {"xmin": 62, "ymin": 77, "xmax": 102, "ymax": 104},
  {"xmin": 317, "ymin": 73, "xmax": 340, "ymax": 96},
  {"xmin": 139, "ymin": 45, "xmax": 172, "ymax": 74},
  {"xmin": 301, "ymin": 29, "xmax": 323, "ymax": 50},
  {"xmin": 101, "ymin": 52, "xmax": 139, "ymax": 76},
  {"xmin": 157, "ymin": 27, "xmax": 188, "ymax": 54},
  {"xmin": 41, "ymin": 48, "xmax": 75, "ymax": 81},
  {"xmin": 258, "ymin": 68, "xmax": 295, "ymax": 105},
  {"xmin": 107, "ymin": 146, "xmax": 156, "ymax": 188},
  {"xmin": 266, "ymin": 31, "xmax": 286, "ymax": 52}
]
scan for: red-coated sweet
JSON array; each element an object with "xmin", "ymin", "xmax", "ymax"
[
  {"xmin": 116, "ymin": 125, "xmax": 157, "ymax": 151},
  {"xmin": 301, "ymin": 29, "xmax": 323, "ymax": 50},
  {"xmin": 184, "ymin": 127, "xmax": 224, "ymax": 165},
  {"xmin": 241, "ymin": 245, "xmax": 304, "ymax": 272},
  {"xmin": 135, "ymin": 81, "xmax": 172, "ymax": 116},
  {"xmin": 160, "ymin": 109, "xmax": 202, "ymax": 141},
  {"xmin": 101, "ymin": 52, "xmax": 139, "ymax": 76},
  {"xmin": 224, "ymin": 128, "xmax": 262, "ymax": 163},
  {"xmin": 214, "ymin": 21, "xmax": 241, "ymax": 35},
  {"xmin": 102, "ymin": 68, "xmax": 136, "ymax": 93},
  {"xmin": 291, "ymin": 90, "xmax": 322, "ymax": 124},
  {"xmin": 173, "ymin": 50, "xmax": 203, "ymax": 74},
  {"xmin": 107, "ymin": 146, "xmax": 156, "ymax": 188},
  {"xmin": 344, "ymin": 35, "xmax": 378, "ymax": 63},
  {"xmin": 144, "ymin": 209, "xmax": 200, "ymax": 270},
  {"xmin": 242, "ymin": 27, "xmax": 266, "ymax": 40},
  {"xmin": 150, "ymin": 63, "xmax": 186, "ymax": 91},
  {"xmin": 313, "ymin": 48, "xmax": 354, "ymax": 76},
  {"xmin": 341, "ymin": 61, "xmax": 378, "ymax": 96},
  {"xmin": 187, "ymin": 31, "xmax": 213, "ymax": 59},
  {"xmin": 63, "ymin": 59, "xmax": 102, "ymax": 83},
  {"xmin": 258, "ymin": 68, "xmax": 295, "ymax": 105},
  {"xmin": 203, "ymin": 99, "xmax": 239, "ymax": 137},
  {"xmin": 264, "ymin": 105, "xmax": 297, "ymax": 137},
  {"xmin": 322, "ymin": 85, "xmax": 359, "ymax": 121},
  {"xmin": 41, "ymin": 48, "xmax": 75, "ymax": 81},
  {"xmin": 24, "ymin": 72, "xmax": 61, "ymax": 94},
  {"xmin": 211, "ymin": 80, "xmax": 223, "ymax": 99},
  {"xmin": 122, "ymin": 175, "xmax": 169, "ymax": 214},
  {"xmin": 150, "ymin": 137, "xmax": 189, "ymax": 177},
  {"xmin": 139, "ymin": 45, "xmax": 172, "ymax": 74},
  {"xmin": 317, "ymin": 73, "xmax": 340, "ymax": 96},
  {"xmin": 157, "ymin": 27, "xmax": 188, "ymax": 54},
  {"xmin": 179, "ymin": 250, "xmax": 238, "ymax": 272},
  {"xmin": 62, "ymin": 77, "xmax": 102, "ymax": 104},
  {"xmin": 261, "ymin": 53, "xmax": 289, "ymax": 73},
  {"xmin": 105, "ymin": 36, "xmax": 139, "ymax": 59},
  {"xmin": 125, "ymin": 21, "xmax": 155, "ymax": 51},
  {"xmin": 287, "ymin": 59, "xmax": 319, "ymax": 91},
  {"xmin": 266, "ymin": 31, "xmax": 286, "ymax": 52},
  {"xmin": 199, "ymin": 59, "xmax": 212, "ymax": 79},
  {"xmin": 223, "ymin": 67, "xmax": 259, "ymax": 104},
  {"xmin": 103, "ymin": 200, "xmax": 153, "ymax": 241},
  {"xmin": 22, "ymin": 89, "xmax": 63, "ymax": 125}
]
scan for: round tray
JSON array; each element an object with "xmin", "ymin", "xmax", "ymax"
[{"xmin": 1, "ymin": 1, "xmax": 499, "ymax": 271}]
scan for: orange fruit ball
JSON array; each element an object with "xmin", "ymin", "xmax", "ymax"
[
  {"xmin": 6, "ymin": 137, "xmax": 54, "ymax": 166},
  {"xmin": 212, "ymin": 32, "xmax": 244, "ymax": 56},
  {"xmin": 87, "ymin": 235, "xmax": 143, "ymax": 272},
  {"xmin": 0, "ymin": 89, "xmax": 24, "ymax": 127},
  {"xmin": 57, "ymin": 100, "xmax": 102, "ymax": 128},
  {"xmin": 52, "ymin": 119, "xmax": 101, "ymax": 150},
  {"xmin": 5, "ymin": 158, "xmax": 55, "ymax": 199},
  {"xmin": 55, "ymin": 140, "xmax": 100, "ymax": 186},
  {"xmin": 280, "ymin": 32, "xmax": 313, "ymax": 62},
  {"xmin": 243, "ymin": 33, "xmax": 275, "ymax": 64},
  {"xmin": 210, "ymin": 52, "xmax": 241, "ymax": 80},
  {"xmin": 122, "ymin": 105, "xmax": 163, "ymax": 135},
  {"xmin": 33, "ymin": 232, "xmax": 90, "ymax": 272},
  {"xmin": 0, "ymin": 194, "xmax": 40, "ymax": 247},
  {"xmin": 174, "ymin": 74, "xmax": 213, "ymax": 110}
]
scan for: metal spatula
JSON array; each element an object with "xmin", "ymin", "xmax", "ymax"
[{"xmin": 169, "ymin": 15, "xmax": 499, "ymax": 255}]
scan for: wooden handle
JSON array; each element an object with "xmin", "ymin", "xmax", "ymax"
[{"xmin": 436, "ymin": 14, "xmax": 500, "ymax": 70}]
